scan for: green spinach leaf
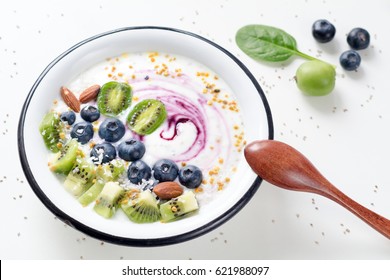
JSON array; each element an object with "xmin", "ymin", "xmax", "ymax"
[{"xmin": 236, "ymin": 24, "xmax": 317, "ymax": 62}]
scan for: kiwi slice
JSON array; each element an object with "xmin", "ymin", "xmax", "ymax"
[
  {"xmin": 49, "ymin": 139, "xmax": 79, "ymax": 175},
  {"xmin": 79, "ymin": 160, "xmax": 126, "ymax": 206},
  {"xmin": 94, "ymin": 181, "xmax": 124, "ymax": 218},
  {"xmin": 126, "ymin": 99, "xmax": 167, "ymax": 135},
  {"xmin": 97, "ymin": 81, "xmax": 132, "ymax": 116},
  {"xmin": 120, "ymin": 190, "xmax": 161, "ymax": 223},
  {"xmin": 95, "ymin": 159, "xmax": 125, "ymax": 182},
  {"xmin": 160, "ymin": 191, "xmax": 199, "ymax": 222},
  {"xmin": 78, "ymin": 160, "xmax": 125, "ymax": 207},
  {"xmin": 64, "ymin": 158, "xmax": 95, "ymax": 197},
  {"xmin": 39, "ymin": 111, "xmax": 63, "ymax": 152},
  {"xmin": 78, "ymin": 179, "xmax": 105, "ymax": 207}
]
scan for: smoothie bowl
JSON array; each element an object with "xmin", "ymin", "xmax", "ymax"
[{"xmin": 18, "ymin": 26, "xmax": 273, "ymax": 246}]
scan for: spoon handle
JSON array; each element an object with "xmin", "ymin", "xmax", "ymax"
[
  {"xmin": 244, "ymin": 140, "xmax": 390, "ymax": 239},
  {"xmin": 323, "ymin": 183, "xmax": 390, "ymax": 239}
]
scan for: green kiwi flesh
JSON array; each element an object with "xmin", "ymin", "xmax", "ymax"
[
  {"xmin": 160, "ymin": 191, "xmax": 199, "ymax": 222},
  {"xmin": 94, "ymin": 182, "xmax": 124, "ymax": 218},
  {"xmin": 95, "ymin": 159, "xmax": 125, "ymax": 182},
  {"xmin": 97, "ymin": 81, "xmax": 132, "ymax": 116},
  {"xmin": 50, "ymin": 139, "xmax": 79, "ymax": 175},
  {"xmin": 78, "ymin": 179, "xmax": 105, "ymax": 207},
  {"xmin": 127, "ymin": 99, "xmax": 167, "ymax": 135},
  {"xmin": 39, "ymin": 111, "xmax": 63, "ymax": 152},
  {"xmin": 120, "ymin": 190, "xmax": 161, "ymax": 223},
  {"xmin": 64, "ymin": 158, "xmax": 95, "ymax": 197},
  {"xmin": 78, "ymin": 160, "xmax": 125, "ymax": 206}
]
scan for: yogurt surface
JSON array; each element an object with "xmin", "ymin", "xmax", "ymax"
[{"xmin": 56, "ymin": 51, "xmax": 246, "ymax": 206}]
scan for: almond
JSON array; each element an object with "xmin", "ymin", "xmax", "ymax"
[
  {"xmin": 79, "ymin": 84, "xmax": 100, "ymax": 103},
  {"xmin": 153, "ymin": 182, "xmax": 183, "ymax": 200},
  {"xmin": 60, "ymin": 86, "xmax": 80, "ymax": 112}
]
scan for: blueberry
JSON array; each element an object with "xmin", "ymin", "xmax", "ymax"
[
  {"xmin": 127, "ymin": 160, "xmax": 152, "ymax": 184},
  {"xmin": 80, "ymin": 105, "xmax": 100, "ymax": 122},
  {"xmin": 178, "ymin": 165, "xmax": 203, "ymax": 189},
  {"xmin": 70, "ymin": 122, "xmax": 94, "ymax": 144},
  {"xmin": 98, "ymin": 118, "xmax": 125, "ymax": 142},
  {"xmin": 90, "ymin": 142, "xmax": 116, "ymax": 164},
  {"xmin": 312, "ymin": 19, "xmax": 336, "ymax": 43},
  {"xmin": 347, "ymin": 28, "xmax": 370, "ymax": 50},
  {"xmin": 153, "ymin": 159, "xmax": 179, "ymax": 182},
  {"xmin": 118, "ymin": 139, "xmax": 145, "ymax": 161},
  {"xmin": 60, "ymin": 111, "xmax": 76, "ymax": 125},
  {"xmin": 339, "ymin": 50, "xmax": 361, "ymax": 71}
]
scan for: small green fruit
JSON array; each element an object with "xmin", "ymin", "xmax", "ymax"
[{"xmin": 295, "ymin": 60, "xmax": 336, "ymax": 96}]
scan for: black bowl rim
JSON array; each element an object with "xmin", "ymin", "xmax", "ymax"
[{"xmin": 17, "ymin": 26, "xmax": 274, "ymax": 247}]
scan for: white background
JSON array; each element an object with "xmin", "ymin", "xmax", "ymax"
[{"xmin": 1, "ymin": 0, "xmax": 390, "ymax": 259}]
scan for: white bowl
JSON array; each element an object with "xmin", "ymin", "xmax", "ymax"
[{"xmin": 18, "ymin": 26, "xmax": 273, "ymax": 246}]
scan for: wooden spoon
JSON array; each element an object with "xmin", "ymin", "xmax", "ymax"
[{"xmin": 244, "ymin": 139, "xmax": 390, "ymax": 239}]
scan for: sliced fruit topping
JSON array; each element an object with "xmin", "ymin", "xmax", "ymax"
[
  {"xmin": 118, "ymin": 138, "xmax": 146, "ymax": 161},
  {"xmin": 126, "ymin": 99, "xmax": 167, "ymax": 135},
  {"xmin": 127, "ymin": 160, "xmax": 152, "ymax": 184},
  {"xmin": 152, "ymin": 159, "xmax": 179, "ymax": 182},
  {"xmin": 64, "ymin": 158, "xmax": 95, "ymax": 197},
  {"xmin": 160, "ymin": 191, "xmax": 199, "ymax": 222},
  {"xmin": 95, "ymin": 159, "xmax": 125, "ymax": 182},
  {"xmin": 80, "ymin": 105, "xmax": 100, "ymax": 122},
  {"xmin": 49, "ymin": 139, "xmax": 79, "ymax": 175},
  {"xmin": 78, "ymin": 160, "xmax": 125, "ymax": 207},
  {"xmin": 94, "ymin": 181, "xmax": 124, "ymax": 218},
  {"xmin": 178, "ymin": 165, "xmax": 203, "ymax": 188},
  {"xmin": 120, "ymin": 190, "xmax": 161, "ymax": 223},
  {"xmin": 70, "ymin": 122, "xmax": 94, "ymax": 144},
  {"xmin": 97, "ymin": 81, "xmax": 132, "ymax": 116},
  {"xmin": 98, "ymin": 117, "xmax": 125, "ymax": 142},
  {"xmin": 39, "ymin": 111, "xmax": 63, "ymax": 153},
  {"xmin": 78, "ymin": 179, "xmax": 105, "ymax": 207}
]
